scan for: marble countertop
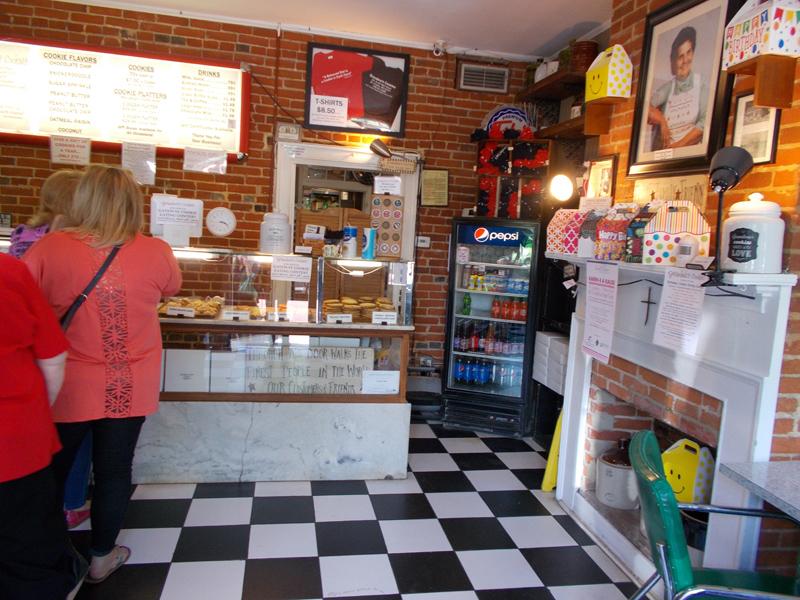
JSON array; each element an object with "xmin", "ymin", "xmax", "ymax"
[{"xmin": 720, "ymin": 461, "xmax": 800, "ymax": 522}]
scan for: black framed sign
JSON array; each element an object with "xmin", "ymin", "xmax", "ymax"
[
  {"xmin": 628, "ymin": 0, "xmax": 742, "ymax": 177},
  {"xmin": 304, "ymin": 43, "xmax": 410, "ymax": 138},
  {"xmin": 732, "ymin": 92, "xmax": 781, "ymax": 165}
]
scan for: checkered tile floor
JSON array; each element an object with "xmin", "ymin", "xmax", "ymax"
[{"xmin": 72, "ymin": 421, "xmax": 638, "ymax": 599}]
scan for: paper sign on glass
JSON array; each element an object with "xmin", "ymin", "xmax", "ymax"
[
  {"xmin": 373, "ymin": 176, "xmax": 402, "ymax": 195},
  {"xmin": 183, "ymin": 147, "xmax": 227, "ymax": 175},
  {"xmin": 50, "ymin": 135, "xmax": 91, "ymax": 165},
  {"xmin": 309, "ymin": 95, "xmax": 349, "ymax": 127},
  {"xmin": 286, "ymin": 300, "xmax": 309, "ymax": 323},
  {"xmin": 150, "ymin": 194, "xmax": 203, "ymax": 237},
  {"xmin": 271, "ymin": 255, "xmax": 312, "ymax": 283},
  {"xmin": 361, "ymin": 370, "xmax": 400, "ymax": 394},
  {"xmin": 653, "ymin": 268, "xmax": 707, "ymax": 355},
  {"xmin": 581, "ymin": 261, "xmax": 619, "ymax": 364},
  {"xmin": 122, "ymin": 142, "xmax": 156, "ymax": 185}
]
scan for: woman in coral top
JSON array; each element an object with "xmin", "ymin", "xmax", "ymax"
[{"xmin": 24, "ymin": 165, "xmax": 182, "ymax": 584}]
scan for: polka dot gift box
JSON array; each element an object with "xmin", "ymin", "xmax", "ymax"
[
  {"xmin": 722, "ymin": 0, "xmax": 800, "ymax": 70},
  {"xmin": 584, "ymin": 44, "xmax": 633, "ymax": 103},
  {"xmin": 642, "ymin": 200, "xmax": 710, "ymax": 266}
]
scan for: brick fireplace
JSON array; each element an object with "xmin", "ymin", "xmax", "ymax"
[
  {"xmin": 553, "ymin": 262, "xmax": 797, "ymax": 588},
  {"xmin": 584, "ymin": 356, "xmax": 722, "ymax": 490}
]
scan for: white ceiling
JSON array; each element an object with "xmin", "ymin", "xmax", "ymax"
[{"xmin": 70, "ymin": 0, "xmax": 612, "ymax": 60}]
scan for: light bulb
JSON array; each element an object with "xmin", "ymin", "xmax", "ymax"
[{"xmin": 549, "ymin": 174, "xmax": 574, "ymax": 202}]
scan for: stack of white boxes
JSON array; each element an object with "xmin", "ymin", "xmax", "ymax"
[{"xmin": 532, "ymin": 331, "xmax": 569, "ymax": 395}]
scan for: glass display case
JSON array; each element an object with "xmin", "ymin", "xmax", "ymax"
[
  {"xmin": 164, "ymin": 247, "xmax": 413, "ymax": 325},
  {"xmin": 159, "ymin": 248, "xmax": 414, "ymax": 402}
]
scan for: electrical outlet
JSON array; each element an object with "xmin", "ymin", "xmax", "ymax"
[{"xmin": 416, "ymin": 236, "xmax": 431, "ymax": 248}]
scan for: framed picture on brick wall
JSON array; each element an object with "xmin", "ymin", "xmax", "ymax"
[
  {"xmin": 628, "ymin": 0, "xmax": 741, "ymax": 177},
  {"xmin": 304, "ymin": 43, "xmax": 410, "ymax": 138}
]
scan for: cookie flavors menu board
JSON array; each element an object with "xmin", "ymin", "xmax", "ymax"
[
  {"xmin": 0, "ymin": 40, "xmax": 248, "ymax": 154},
  {"xmin": 370, "ymin": 194, "xmax": 404, "ymax": 259}
]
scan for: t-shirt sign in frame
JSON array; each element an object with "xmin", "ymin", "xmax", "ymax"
[{"xmin": 304, "ymin": 43, "xmax": 410, "ymax": 138}]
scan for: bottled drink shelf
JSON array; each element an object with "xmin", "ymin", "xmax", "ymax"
[
  {"xmin": 448, "ymin": 382, "xmax": 523, "ymax": 396},
  {"xmin": 454, "ymin": 313, "xmax": 525, "ymax": 324},
  {"xmin": 455, "ymin": 287, "xmax": 527, "ymax": 298},
  {"xmin": 452, "ymin": 350, "xmax": 523, "ymax": 363},
  {"xmin": 461, "ymin": 261, "xmax": 530, "ymax": 270}
]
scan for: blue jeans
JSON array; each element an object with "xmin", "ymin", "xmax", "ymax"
[
  {"xmin": 52, "ymin": 417, "xmax": 145, "ymax": 556},
  {"xmin": 63, "ymin": 433, "xmax": 92, "ymax": 511}
]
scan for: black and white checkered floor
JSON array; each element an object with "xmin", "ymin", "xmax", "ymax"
[{"xmin": 71, "ymin": 421, "xmax": 638, "ymax": 599}]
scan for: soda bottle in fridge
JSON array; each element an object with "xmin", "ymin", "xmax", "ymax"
[
  {"xmin": 461, "ymin": 265, "xmax": 471, "ymax": 289},
  {"xmin": 477, "ymin": 323, "xmax": 487, "ymax": 353},
  {"xmin": 462, "ymin": 293, "xmax": 471, "ymax": 316},
  {"xmin": 491, "ymin": 297, "xmax": 501, "ymax": 318},
  {"xmin": 454, "ymin": 357, "xmax": 465, "ymax": 383},
  {"xmin": 470, "ymin": 325, "xmax": 480, "ymax": 353},
  {"xmin": 519, "ymin": 300, "xmax": 527, "ymax": 321},
  {"xmin": 511, "ymin": 299, "xmax": 522, "ymax": 321},
  {"xmin": 484, "ymin": 324, "xmax": 495, "ymax": 355},
  {"xmin": 501, "ymin": 298, "xmax": 512, "ymax": 320}
]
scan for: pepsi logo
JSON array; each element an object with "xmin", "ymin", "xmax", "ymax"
[
  {"xmin": 474, "ymin": 227, "xmax": 490, "ymax": 242},
  {"xmin": 473, "ymin": 227, "xmax": 520, "ymax": 243}
]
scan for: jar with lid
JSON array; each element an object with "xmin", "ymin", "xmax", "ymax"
[
  {"xmin": 596, "ymin": 438, "xmax": 639, "ymax": 510},
  {"xmin": 720, "ymin": 193, "xmax": 784, "ymax": 274},
  {"xmin": 259, "ymin": 212, "xmax": 291, "ymax": 254}
]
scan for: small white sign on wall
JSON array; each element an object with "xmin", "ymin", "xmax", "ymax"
[{"xmin": 50, "ymin": 135, "xmax": 91, "ymax": 165}]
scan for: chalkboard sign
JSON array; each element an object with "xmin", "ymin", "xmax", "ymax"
[{"xmin": 0, "ymin": 38, "xmax": 249, "ymax": 156}]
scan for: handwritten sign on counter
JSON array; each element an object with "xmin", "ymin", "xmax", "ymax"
[
  {"xmin": 245, "ymin": 346, "xmax": 374, "ymax": 394},
  {"xmin": 0, "ymin": 40, "xmax": 246, "ymax": 154}
]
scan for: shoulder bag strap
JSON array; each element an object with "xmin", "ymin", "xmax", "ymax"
[{"xmin": 60, "ymin": 244, "xmax": 122, "ymax": 330}]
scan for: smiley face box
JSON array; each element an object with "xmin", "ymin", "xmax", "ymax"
[
  {"xmin": 722, "ymin": 0, "xmax": 800, "ymax": 69},
  {"xmin": 662, "ymin": 438, "xmax": 715, "ymax": 504},
  {"xmin": 585, "ymin": 45, "xmax": 633, "ymax": 103}
]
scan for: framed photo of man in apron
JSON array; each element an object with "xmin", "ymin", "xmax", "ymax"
[{"xmin": 628, "ymin": 0, "xmax": 742, "ymax": 177}]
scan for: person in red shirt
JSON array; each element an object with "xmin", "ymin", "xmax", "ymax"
[
  {"xmin": 25, "ymin": 165, "xmax": 182, "ymax": 584},
  {"xmin": 0, "ymin": 253, "xmax": 87, "ymax": 600}
]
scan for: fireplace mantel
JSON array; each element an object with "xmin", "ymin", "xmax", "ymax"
[{"xmin": 546, "ymin": 253, "xmax": 797, "ymax": 587}]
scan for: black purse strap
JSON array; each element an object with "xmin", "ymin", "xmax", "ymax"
[{"xmin": 60, "ymin": 245, "xmax": 122, "ymax": 330}]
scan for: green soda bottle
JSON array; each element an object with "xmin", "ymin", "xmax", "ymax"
[{"xmin": 462, "ymin": 292, "xmax": 471, "ymax": 315}]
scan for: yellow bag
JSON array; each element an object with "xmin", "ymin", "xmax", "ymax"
[{"xmin": 661, "ymin": 439, "xmax": 715, "ymax": 504}]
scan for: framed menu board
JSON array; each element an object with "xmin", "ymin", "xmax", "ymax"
[{"xmin": 0, "ymin": 38, "xmax": 250, "ymax": 156}]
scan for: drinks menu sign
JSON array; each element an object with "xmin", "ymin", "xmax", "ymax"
[{"xmin": 0, "ymin": 39, "xmax": 248, "ymax": 154}]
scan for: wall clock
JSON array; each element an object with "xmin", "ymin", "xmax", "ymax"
[{"xmin": 206, "ymin": 207, "xmax": 237, "ymax": 237}]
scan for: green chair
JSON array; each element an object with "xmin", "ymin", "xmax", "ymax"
[{"xmin": 629, "ymin": 430, "xmax": 798, "ymax": 599}]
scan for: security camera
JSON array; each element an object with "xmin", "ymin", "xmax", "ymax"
[{"xmin": 433, "ymin": 40, "xmax": 447, "ymax": 57}]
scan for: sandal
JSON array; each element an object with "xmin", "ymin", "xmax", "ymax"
[{"xmin": 85, "ymin": 545, "xmax": 130, "ymax": 584}]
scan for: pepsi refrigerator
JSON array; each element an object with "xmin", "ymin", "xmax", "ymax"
[{"xmin": 442, "ymin": 218, "xmax": 540, "ymax": 437}]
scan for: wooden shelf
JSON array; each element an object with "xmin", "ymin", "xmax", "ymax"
[
  {"xmin": 727, "ymin": 55, "xmax": 798, "ymax": 108},
  {"xmin": 516, "ymin": 70, "xmax": 585, "ymax": 101},
  {"xmin": 537, "ymin": 116, "xmax": 595, "ymax": 139}
]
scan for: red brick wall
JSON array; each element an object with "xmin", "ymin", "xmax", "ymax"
[
  {"xmin": 0, "ymin": 0, "xmax": 526, "ymax": 362},
  {"xmin": 605, "ymin": 0, "xmax": 800, "ymax": 575}
]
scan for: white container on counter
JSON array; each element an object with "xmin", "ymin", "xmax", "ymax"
[
  {"xmin": 259, "ymin": 212, "xmax": 291, "ymax": 254},
  {"xmin": 721, "ymin": 193, "xmax": 784, "ymax": 274}
]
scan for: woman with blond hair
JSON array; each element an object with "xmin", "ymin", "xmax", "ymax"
[
  {"xmin": 24, "ymin": 165, "xmax": 182, "ymax": 584},
  {"xmin": 9, "ymin": 169, "xmax": 82, "ymax": 258}
]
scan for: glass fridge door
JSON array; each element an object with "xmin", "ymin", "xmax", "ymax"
[{"xmin": 447, "ymin": 222, "xmax": 536, "ymax": 400}]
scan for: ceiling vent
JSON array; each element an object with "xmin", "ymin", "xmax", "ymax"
[{"xmin": 457, "ymin": 61, "xmax": 509, "ymax": 93}]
